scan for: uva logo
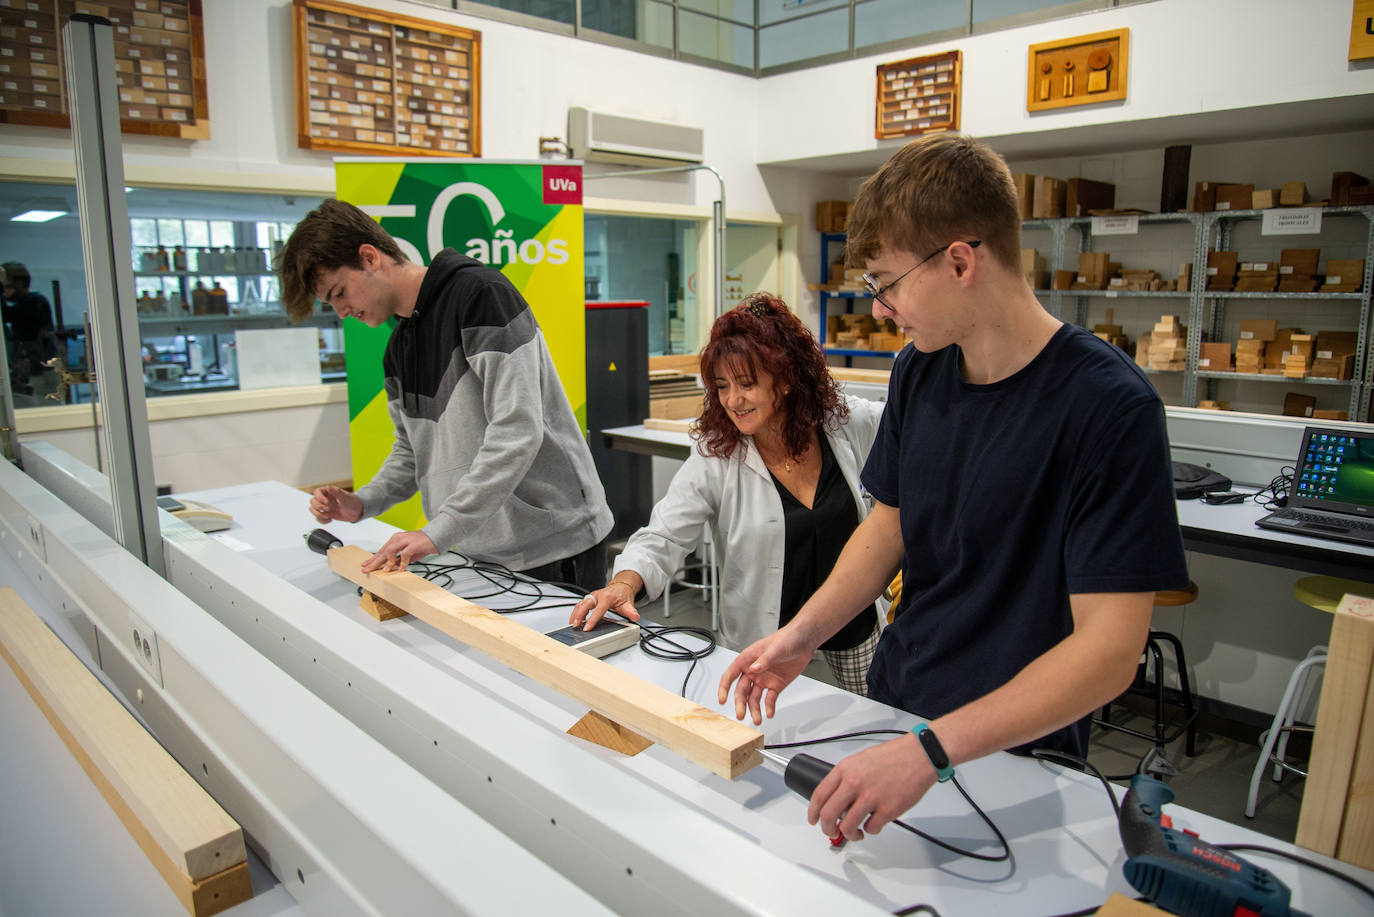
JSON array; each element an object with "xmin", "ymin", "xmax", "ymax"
[{"xmin": 550, "ymin": 177, "xmax": 578, "ymax": 192}]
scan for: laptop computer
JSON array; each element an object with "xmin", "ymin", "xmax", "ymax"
[{"xmin": 1255, "ymin": 426, "xmax": 1374, "ymax": 548}]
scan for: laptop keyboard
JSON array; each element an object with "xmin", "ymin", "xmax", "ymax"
[{"xmin": 1282, "ymin": 509, "xmax": 1374, "ymax": 533}]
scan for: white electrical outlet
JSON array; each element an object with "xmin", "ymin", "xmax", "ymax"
[
  {"xmin": 25, "ymin": 515, "xmax": 46, "ymax": 564},
  {"xmin": 127, "ymin": 609, "xmax": 163, "ymax": 687}
]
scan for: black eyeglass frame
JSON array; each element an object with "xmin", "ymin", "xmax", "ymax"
[{"xmin": 861, "ymin": 240, "xmax": 982, "ymax": 308}]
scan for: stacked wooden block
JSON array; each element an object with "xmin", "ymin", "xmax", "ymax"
[
  {"xmin": 1205, "ymin": 250, "xmax": 1238, "ymax": 291},
  {"xmin": 1235, "ymin": 319, "xmax": 1277, "ymax": 374},
  {"xmin": 1236, "ymin": 261, "xmax": 1279, "ymax": 292},
  {"xmin": 1139, "ymin": 315, "xmax": 1186, "ymax": 372},
  {"xmin": 1174, "ymin": 262, "xmax": 1193, "ymax": 292},
  {"xmin": 816, "ymin": 200, "xmax": 851, "ymax": 232},
  {"xmin": 1278, "ymin": 249, "xmax": 1320, "ymax": 292},
  {"xmin": 1331, "ymin": 171, "xmax": 1374, "ymax": 206},
  {"xmin": 1196, "ymin": 400, "xmax": 1232, "ymax": 410},
  {"xmin": 1319, "ymin": 259, "xmax": 1365, "ymax": 293},
  {"xmin": 1265, "ymin": 327, "xmax": 1302, "ymax": 375},
  {"xmin": 1284, "ymin": 333, "xmax": 1315, "ymax": 378},
  {"xmin": 828, "ymin": 314, "xmax": 903, "ymax": 351},
  {"xmin": 1109, "ymin": 269, "xmax": 1163, "ymax": 292},
  {"xmin": 1091, "ymin": 309, "xmax": 1127, "ymax": 352},
  {"xmin": 1071, "ymin": 251, "xmax": 1118, "ymax": 290},
  {"xmin": 1311, "ymin": 330, "xmax": 1358, "ymax": 380}
]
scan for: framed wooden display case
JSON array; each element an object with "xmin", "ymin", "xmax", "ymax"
[
  {"xmin": 293, "ymin": 0, "xmax": 481, "ymax": 157},
  {"xmin": 0, "ymin": 0, "xmax": 209, "ymax": 139},
  {"xmin": 875, "ymin": 50, "xmax": 960, "ymax": 141},
  {"xmin": 1027, "ymin": 28, "xmax": 1128, "ymax": 113}
]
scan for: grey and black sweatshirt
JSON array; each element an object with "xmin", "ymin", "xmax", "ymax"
[{"xmin": 354, "ymin": 248, "xmax": 613, "ymax": 570}]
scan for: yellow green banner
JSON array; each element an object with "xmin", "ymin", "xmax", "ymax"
[{"xmin": 335, "ymin": 159, "xmax": 585, "ymax": 530}]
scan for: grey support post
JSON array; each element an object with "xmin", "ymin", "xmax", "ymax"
[{"xmin": 63, "ymin": 15, "xmax": 164, "ymax": 575}]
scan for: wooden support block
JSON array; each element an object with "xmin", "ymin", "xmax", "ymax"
[
  {"xmin": 326, "ymin": 546, "xmax": 764, "ymax": 779},
  {"xmin": 567, "ymin": 710, "xmax": 654, "ymax": 757},
  {"xmin": 1296, "ymin": 592, "xmax": 1374, "ymax": 871},
  {"xmin": 1094, "ymin": 893, "xmax": 1170, "ymax": 915},
  {"xmin": 0, "ymin": 588, "xmax": 251, "ymax": 916},
  {"xmin": 642, "ymin": 417, "xmax": 695, "ymax": 434},
  {"xmin": 360, "ymin": 591, "xmax": 408, "ymax": 621}
]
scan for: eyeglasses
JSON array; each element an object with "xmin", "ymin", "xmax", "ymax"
[{"xmin": 862, "ymin": 240, "xmax": 981, "ymax": 308}]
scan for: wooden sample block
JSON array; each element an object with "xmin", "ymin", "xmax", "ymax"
[
  {"xmin": 1012, "ymin": 173, "xmax": 1036, "ymax": 220},
  {"xmin": 0, "ymin": 588, "xmax": 250, "ymax": 916},
  {"xmin": 360, "ymin": 591, "xmax": 408, "ymax": 620},
  {"xmin": 1213, "ymin": 184, "xmax": 1255, "ymax": 212},
  {"xmin": 1066, "ymin": 177, "xmax": 1116, "ymax": 217},
  {"xmin": 1251, "ymin": 189, "xmax": 1279, "ymax": 209},
  {"xmin": 326, "ymin": 546, "xmax": 764, "ymax": 779},
  {"xmin": 1033, "ymin": 176, "xmax": 1066, "ymax": 218},
  {"xmin": 1027, "ymin": 28, "xmax": 1128, "ymax": 112},
  {"xmin": 1280, "ymin": 182, "xmax": 1307, "ymax": 206},
  {"xmin": 875, "ymin": 49, "xmax": 961, "ymax": 140},
  {"xmin": 1281, "ymin": 392, "xmax": 1317, "ymax": 417},
  {"xmin": 1297, "ymin": 592, "xmax": 1374, "ymax": 870},
  {"xmin": 1330, "ymin": 171, "xmax": 1370, "ymax": 205},
  {"xmin": 1198, "ymin": 341, "xmax": 1231, "ymax": 371}
]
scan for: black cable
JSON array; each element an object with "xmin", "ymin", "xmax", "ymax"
[
  {"xmin": 631, "ymin": 617, "xmax": 717, "ymax": 696},
  {"xmin": 1217, "ymin": 843, "xmax": 1374, "ymax": 905},
  {"xmin": 1253, "ymin": 465, "xmax": 1294, "ymax": 509},
  {"xmin": 768, "ymin": 729, "xmax": 1011, "ymax": 863},
  {"xmin": 1029, "ymin": 749, "xmax": 1121, "ymax": 817},
  {"xmin": 892, "ymin": 905, "xmax": 944, "ymax": 917}
]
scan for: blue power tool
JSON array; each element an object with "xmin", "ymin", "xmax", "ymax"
[{"xmin": 1120, "ymin": 775, "xmax": 1309, "ymax": 917}]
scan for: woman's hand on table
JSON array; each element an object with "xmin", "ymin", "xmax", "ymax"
[{"xmin": 571, "ymin": 576, "xmax": 642, "ymax": 629}]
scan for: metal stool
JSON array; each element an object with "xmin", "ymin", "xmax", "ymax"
[
  {"xmin": 1243, "ymin": 574, "xmax": 1374, "ymax": 818},
  {"xmin": 1093, "ymin": 583, "xmax": 1200, "ymax": 778},
  {"xmin": 662, "ymin": 526, "xmax": 719, "ymax": 632}
]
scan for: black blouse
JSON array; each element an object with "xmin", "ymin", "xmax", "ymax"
[{"xmin": 770, "ymin": 434, "xmax": 880, "ymax": 651}]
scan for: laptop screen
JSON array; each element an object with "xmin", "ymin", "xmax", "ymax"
[{"xmin": 1291, "ymin": 426, "xmax": 1374, "ymax": 517}]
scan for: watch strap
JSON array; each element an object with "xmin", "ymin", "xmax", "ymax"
[{"xmin": 912, "ymin": 723, "xmax": 955, "ymax": 782}]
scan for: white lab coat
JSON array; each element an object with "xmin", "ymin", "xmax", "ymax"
[{"xmin": 613, "ymin": 396, "xmax": 886, "ymax": 650}]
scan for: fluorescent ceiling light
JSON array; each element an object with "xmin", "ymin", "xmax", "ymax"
[{"xmin": 11, "ymin": 209, "xmax": 67, "ymax": 222}]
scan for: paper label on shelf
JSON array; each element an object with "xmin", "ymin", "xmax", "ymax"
[
  {"xmin": 1216, "ymin": 202, "xmax": 1232, "ymax": 210},
  {"xmin": 1091, "ymin": 215, "xmax": 1140, "ymax": 235},
  {"xmin": 1280, "ymin": 265, "xmax": 1294, "ymax": 274},
  {"xmin": 1199, "ymin": 359, "xmax": 1211, "ymax": 367},
  {"xmin": 1240, "ymin": 331, "xmax": 1254, "ymax": 339},
  {"xmin": 1206, "ymin": 267, "xmax": 1219, "ymax": 275},
  {"xmin": 1327, "ymin": 275, "xmax": 1342, "ymax": 284},
  {"xmin": 1110, "ymin": 278, "xmax": 1125, "ymax": 286},
  {"xmin": 1262, "ymin": 207, "xmax": 1322, "ymax": 235},
  {"xmin": 1318, "ymin": 350, "xmax": 1333, "ymax": 359}
]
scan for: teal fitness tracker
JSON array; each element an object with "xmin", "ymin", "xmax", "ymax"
[{"xmin": 912, "ymin": 723, "xmax": 955, "ymax": 783}]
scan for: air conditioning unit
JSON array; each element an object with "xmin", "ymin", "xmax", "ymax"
[{"xmin": 568, "ymin": 107, "xmax": 704, "ymax": 167}]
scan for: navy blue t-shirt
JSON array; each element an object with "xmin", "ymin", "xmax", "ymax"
[{"xmin": 861, "ymin": 323, "xmax": 1189, "ymax": 756}]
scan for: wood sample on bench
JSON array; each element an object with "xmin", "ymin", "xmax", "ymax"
[
  {"xmin": 326, "ymin": 545, "xmax": 764, "ymax": 779},
  {"xmin": 1295, "ymin": 591, "xmax": 1374, "ymax": 871},
  {"xmin": 0, "ymin": 588, "xmax": 251, "ymax": 916}
]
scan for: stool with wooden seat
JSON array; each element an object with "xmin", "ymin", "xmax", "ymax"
[
  {"xmin": 1094, "ymin": 582, "xmax": 1200, "ymax": 778},
  {"xmin": 1244, "ymin": 575, "xmax": 1374, "ymax": 819}
]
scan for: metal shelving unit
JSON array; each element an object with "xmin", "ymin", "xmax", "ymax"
[
  {"xmin": 814, "ymin": 208, "xmax": 1373, "ymax": 420},
  {"xmin": 816, "ymin": 232, "xmax": 886, "ymax": 365}
]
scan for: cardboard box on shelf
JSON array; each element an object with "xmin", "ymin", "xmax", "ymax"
[
  {"xmin": 1281, "ymin": 392, "xmax": 1317, "ymax": 418},
  {"xmin": 1280, "ymin": 182, "xmax": 1307, "ymax": 206},
  {"xmin": 1032, "ymin": 176, "xmax": 1066, "ymax": 219},
  {"xmin": 1213, "ymin": 184, "xmax": 1255, "ymax": 212},
  {"xmin": 1066, "ymin": 178, "xmax": 1115, "ymax": 217},
  {"xmin": 1012, "ymin": 173, "xmax": 1035, "ymax": 220},
  {"xmin": 1198, "ymin": 341, "xmax": 1232, "ymax": 371}
]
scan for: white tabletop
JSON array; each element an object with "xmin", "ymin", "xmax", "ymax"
[{"xmin": 168, "ymin": 480, "xmax": 1374, "ymax": 917}]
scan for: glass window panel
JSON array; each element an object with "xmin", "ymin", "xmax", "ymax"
[
  {"xmin": 680, "ymin": 9, "xmax": 754, "ymax": 68},
  {"xmin": 639, "ymin": 0, "xmax": 674, "ymax": 49},
  {"xmin": 464, "ymin": 0, "xmax": 574, "ymax": 25},
  {"xmin": 973, "ymin": 0, "xmax": 1062, "ymax": 24},
  {"xmin": 130, "ymin": 217, "xmax": 157, "ymax": 247},
  {"xmin": 759, "ymin": 6, "xmax": 848, "ymax": 68},
  {"xmin": 856, "ymin": 0, "xmax": 965, "ymax": 48},
  {"xmin": 679, "ymin": 0, "xmax": 754, "ymax": 24},
  {"xmin": 209, "ymin": 220, "xmax": 235, "ymax": 247},
  {"xmin": 760, "ymin": 0, "xmax": 847, "ymax": 27},
  {"xmin": 183, "ymin": 219, "xmax": 209, "ymax": 247},
  {"xmin": 156, "ymin": 218, "xmax": 184, "ymax": 246}
]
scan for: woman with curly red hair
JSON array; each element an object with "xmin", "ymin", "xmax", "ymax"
[{"xmin": 570, "ymin": 292, "xmax": 885, "ymax": 694}]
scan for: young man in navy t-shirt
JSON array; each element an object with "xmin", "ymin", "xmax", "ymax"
[{"xmin": 718, "ymin": 134, "xmax": 1188, "ymax": 844}]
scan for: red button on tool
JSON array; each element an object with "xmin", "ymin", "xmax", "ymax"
[
  {"xmin": 1161, "ymin": 814, "xmax": 1173, "ymax": 829},
  {"xmin": 1183, "ymin": 829, "xmax": 1200, "ymax": 838}
]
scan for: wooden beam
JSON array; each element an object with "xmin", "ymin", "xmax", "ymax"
[
  {"xmin": 0, "ymin": 588, "xmax": 251, "ymax": 916},
  {"xmin": 327, "ymin": 545, "xmax": 764, "ymax": 779},
  {"xmin": 1296, "ymin": 592, "xmax": 1374, "ymax": 871}
]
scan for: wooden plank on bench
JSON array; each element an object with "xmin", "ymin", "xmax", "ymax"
[
  {"xmin": 326, "ymin": 545, "xmax": 763, "ymax": 779},
  {"xmin": 0, "ymin": 587, "xmax": 251, "ymax": 916}
]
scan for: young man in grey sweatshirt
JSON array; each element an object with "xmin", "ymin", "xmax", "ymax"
[{"xmin": 278, "ymin": 199, "xmax": 613, "ymax": 588}]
